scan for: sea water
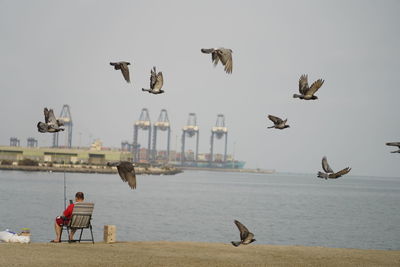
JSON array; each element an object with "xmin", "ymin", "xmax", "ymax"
[{"xmin": 0, "ymin": 170, "xmax": 399, "ymax": 250}]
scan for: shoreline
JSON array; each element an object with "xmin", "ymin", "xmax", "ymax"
[
  {"xmin": 0, "ymin": 165, "xmax": 182, "ymax": 175},
  {"xmin": 0, "ymin": 241, "xmax": 398, "ymax": 266}
]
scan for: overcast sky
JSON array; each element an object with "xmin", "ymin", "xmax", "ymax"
[{"xmin": 0, "ymin": 0, "xmax": 399, "ymax": 176}]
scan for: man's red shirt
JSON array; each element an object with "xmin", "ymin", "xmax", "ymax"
[{"xmin": 63, "ymin": 203, "xmax": 75, "ymax": 220}]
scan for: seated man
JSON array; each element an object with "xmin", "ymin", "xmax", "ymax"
[{"xmin": 51, "ymin": 191, "xmax": 84, "ymax": 242}]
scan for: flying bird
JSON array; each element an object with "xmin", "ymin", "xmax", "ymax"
[
  {"xmin": 108, "ymin": 161, "xmax": 137, "ymax": 189},
  {"xmin": 110, "ymin": 61, "xmax": 131, "ymax": 83},
  {"xmin": 231, "ymin": 220, "xmax": 256, "ymax": 247},
  {"xmin": 201, "ymin": 47, "xmax": 233, "ymax": 74},
  {"xmin": 317, "ymin": 156, "xmax": 351, "ymax": 179},
  {"xmin": 142, "ymin": 67, "xmax": 164, "ymax": 94},
  {"xmin": 293, "ymin": 74, "xmax": 324, "ymax": 100},
  {"xmin": 386, "ymin": 142, "xmax": 400, "ymax": 153},
  {"xmin": 37, "ymin": 108, "xmax": 64, "ymax": 133},
  {"xmin": 267, "ymin": 115, "xmax": 290, "ymax": 130}
]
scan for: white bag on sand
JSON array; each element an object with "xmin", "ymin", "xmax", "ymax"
[{"xmin": 0, "ymin": 230, "xmax": 30, "ymax": 243}]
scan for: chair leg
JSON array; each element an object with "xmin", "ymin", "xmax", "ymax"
[
  {"xmin": 79, "ymin": 228, "xmax": 84, "ymax": 243},
  {"xmin": 89, "ymin": 224, "xmax": 94, "ymax": 244}
]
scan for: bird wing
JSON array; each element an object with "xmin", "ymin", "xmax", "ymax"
[
  {"xmin": 305, "ymin": 79, "xmax": 324, "ymax": 96},
  {"xmin": 234, "ymin": 220, "xmax": 249, "ymax": 241},
  {"xmin": 47, "ymin": 109, "xmax": 58, "ymax": 125},
  {"xmin": 201, "ymin": 48, "xmax": 220, "ymax": 66},
  {"xmin": 150, "ymin": 67, "xmax": 157, "ymax": 89},
  {"xmin": 211, "ymin": 51, "xmax": 219, "ymax": 67},
  {"xmin": 153, "ymin": 71, "xmax": 164, "ymax": 90},
  {"xmin": 322, "ymin": 156, "xmax": 334, "ymax": 173},
  {"xmin": 386, "ymin": 142, "xmax": 400, "ymax": 148},
  {"xmin": 217, "ymin": 48, "xmax": 233, "ymax": 73},
  {"xmin": 298, "ymin": 74, "xmax": 309, "ymax": 95},
  {"xmin": 44, "ymin": 108, "xmax": 50, "ymax": 123},
  {"xmin": 116, "ymin": 161, "xmax": 137, "ymax": 189},
  {"xmin": 120, "ymin": 62, "xmax": 130, "ymax": 83},
  {"xmin": 268, "ymin": 115, "xmax": 283, "ymax": 125},
  {"xmin": 329, "ymin": 167, "xmax": 351, "ymax": 179}
]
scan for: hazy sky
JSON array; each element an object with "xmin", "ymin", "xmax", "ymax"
[{"xmin": 0, "ymin": 0, "xmax": 399, "ymax": 176}]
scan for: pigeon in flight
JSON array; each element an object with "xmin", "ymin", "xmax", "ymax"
[
  {"xmin": 142, "ymin": 67, "xmax": 164, "ymax": 94},
  {"xmin": 231, "ymin": 220, "xmax": 256, "ymax": 247},
  {"xmin": 293, "ymin": 74, "xmax": 324, "ymax": 100},
  {"xmin": 317, "ymin": 156, "xmax": 351, "ymax": 179},
  {"xmin": 108, "ymin": 161, "xmax": 137, "ymax": 189},
  {"xmin": 110, "ymin": 61, "xmax": 131, "ymax": 83},
  {"xmin": 267, "ymin": 115, "xmax": 290, "ymax": 130},
  {"xmin": 386, "ymin": 142, "xmax": 400, "ymax": 153},
  {"xmin": 37, "ymin": 108, "xmax": 64, "ymax": 133},
  {"xmin": 201, "ymin": 47, "xmax": 233, "ymax": 74}
]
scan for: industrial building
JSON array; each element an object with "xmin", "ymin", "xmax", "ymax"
[
  {"xmin": 3, "ymin": 106, "xmax": 245, "ymax": 169},
  {"xmin": 0, "ymin": 142, "xmax": 131, "ymax": 165}
]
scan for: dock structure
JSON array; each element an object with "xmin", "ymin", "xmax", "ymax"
[
  {"xmin": 53, "ymin": 104, "xmax": 73, "ymax": 148},
  {"xmin": 209, "ymin": 114, "xmax": 228, "ymax": 164},
  {"xmin": 133, "ymin": 108, "xmax": 152, "ymax": 162},
  {"xmin": 121, "ymin": 141, "xmax": 133, "ymax": 152},
  {"xmin": 152, "ymin": 109, "xmax": 171, "ymax": 162},
  {"xmin": 181, "ymin": 113, "xmax": 199, "ymax": 164},
  {"xmin": 27, "ymin": 137, "xmax": 38, "ymax": 148},
  {"xmin": 9, "ymin": 137, "xmax": 20, "ymax": 147}
]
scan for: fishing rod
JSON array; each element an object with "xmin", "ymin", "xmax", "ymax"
[{"xmin": 63, "ymin": 170, "xmax": 67, "ymax": 210}]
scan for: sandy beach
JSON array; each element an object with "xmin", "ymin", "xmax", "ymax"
[{"xmin": 0, "ymin": 241, "xmax": 399, "ymax": 267}]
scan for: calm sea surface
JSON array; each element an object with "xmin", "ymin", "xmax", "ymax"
[{"xmin": 0, "ymin": 170, "xmax": 399, "ymax": 250}]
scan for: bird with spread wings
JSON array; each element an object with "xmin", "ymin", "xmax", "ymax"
[
  {"xmin": 231, "ymin": 220, "xmax": 256, "ymax": 247},
  {"xmin": 201, "ymin": 47, "xmax": 233, "ymax": 74},
  {"xmin": 293, "ymin": 74, "xmax": 324, "ymax": 100},
  {"xmin": 108, "ymin": 161, "xmax": 137, "ymax": 190},
  {"xmin": 317, "ymin": 156, "xmax": 351, "ymax": 179},
  {"xmin": 267, "ymin": 115, "xmax": 290, "ymax": 130},
  {"xmin": 37, "ymin": 108, "xmax": 64, "ymax": 133},
  {"xmin": 142, "ymin": 66, "xmax": 164, "ymax": 94},
  {"xmin": 386, "ymin": 142, "xmax": 400, "ymax": 153},
  {"xmin": 110, "ymin": 61, "xmax": 131, "ymax": 83}
]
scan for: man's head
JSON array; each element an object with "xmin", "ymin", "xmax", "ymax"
[{"xmin": 75, "ymin": 192, "xmax": 84, "ymax": 202}]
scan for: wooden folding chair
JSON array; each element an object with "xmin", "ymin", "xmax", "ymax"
[{"xmin": 60, "ymin": 202, "xmax": 95, "ymax": 244}]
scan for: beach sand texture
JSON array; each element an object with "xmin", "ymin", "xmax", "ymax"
[{"xmin": 0, "ymin": 241, "xmax": 399, "ymax": 267}]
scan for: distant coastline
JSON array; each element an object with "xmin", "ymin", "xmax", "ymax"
[
  {"xmin": 178, "ymin": 166, "xmax": 275, "ymax": 174},
  {"xmin": 0, "ymin": 164, "xmax": 274, "ymax": 175},
  {"xmin": 0, "ymin": 164, "xmax": 182, "ymax": 175}
]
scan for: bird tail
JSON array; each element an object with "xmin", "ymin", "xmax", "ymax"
[
  {"xmin": 267, "ymin": 126, "xmax": 275, "ymax": 129},
  {"xmin": 231, "ymin": 241, "xmax": 241, "ymax": 247},
  {"xmin": 201, "ymin": 48, "xmax": 214, "ymax": 54},
  {"xmin": 293, "ymin": 94, "xmax": 302, "ymax": 98},
  {"xmin": 142, "ymin": 88, "xmax": 150, "ymax": 92},
  {"xmin": 317, "ymin": 172, "xmax": 328, "ymax": 179}
]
